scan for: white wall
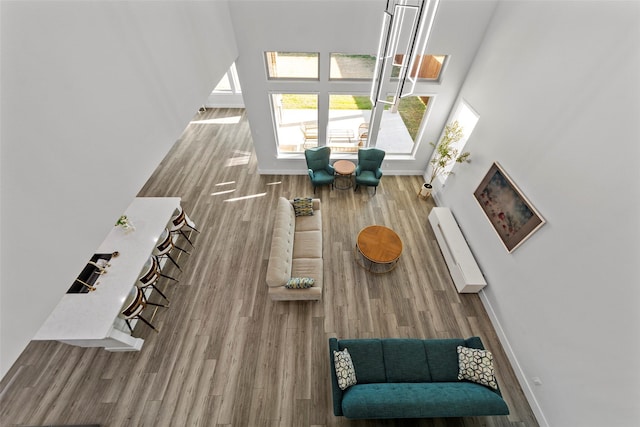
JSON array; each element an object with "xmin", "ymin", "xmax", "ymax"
[
  {"xmin": 228, "ymin": 0, "xmax": 497, "ymax": 175},
  {"xmin": 0, "ymin": 0, "xmax": 238, "ymax": 378},
  {"xmin": 436, "ymin": 2, "xmax": 640, "ymax": 426}
]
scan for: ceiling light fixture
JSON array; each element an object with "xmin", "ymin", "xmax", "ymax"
[{"xmin": 370, "ymin": 0, "xmax": 440, "ymax": 106}]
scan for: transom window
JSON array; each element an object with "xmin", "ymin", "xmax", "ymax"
[
  {"xmin": 265, "ymin": 52, "xmax": 319, "ymax": 80},
  {"xmin": 409, "ymin": 54, "xmax": 447, "ymax": 80},
  {"xmin": 329, "ymin": 54, "xmax": 376, "ymax": 80}
]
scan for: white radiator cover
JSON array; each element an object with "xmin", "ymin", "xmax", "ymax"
[{"xmin": 428, "ymin": 207, "xmax": 487, "ymax": 293}]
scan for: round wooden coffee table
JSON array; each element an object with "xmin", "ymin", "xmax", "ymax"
[
  {"xmin": 355, "ymin": 225, "xmax": 403, "ymax": 273},
  {"xmin": 333, "ymin": 160, "xmax": 355, "ymax": 190}
]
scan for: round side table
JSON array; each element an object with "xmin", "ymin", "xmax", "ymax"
[{"xmin": 333, "ymin": 160, "xmax": 356, "ymax": 190}]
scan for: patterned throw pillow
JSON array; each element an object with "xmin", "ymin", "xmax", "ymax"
[
  {"xmin": 285, "ymin": 277, "xmax": 315, "ymax": 289},
  {"xmin": 457, "ymin": 346, "xmax": 498, "ymax": 390},
  {"xmin": 333, "ymin": 348, "xmax": 357, "ymax": 390},
  {"xmin": 292, "ymin": 197, "xmax": 314, "ymax": 217}
]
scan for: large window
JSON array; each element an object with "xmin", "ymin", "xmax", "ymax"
[{"xmin": 267, "ymin": 52, "xmax": 446, "ymax": 155}]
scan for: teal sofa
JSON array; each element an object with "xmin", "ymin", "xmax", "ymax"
[{"xmin": 328, "ymin": 337, "xmax": 510, "ymax": 419}]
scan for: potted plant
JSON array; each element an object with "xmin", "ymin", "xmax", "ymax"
[
  {"xmin": 420, "ymin": 120, "xmax": 471, "ymax": 199},
  {"xmin": 115, "ymin": 215, "xmax": 135, "ymax": 233}
]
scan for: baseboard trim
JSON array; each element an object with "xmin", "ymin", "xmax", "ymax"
[{"xmin": 478, "ymin": 291, "xmax": 550, "ymax": 427}]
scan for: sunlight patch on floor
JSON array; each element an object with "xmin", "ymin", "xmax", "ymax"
[
  {"xmin": 225, "ymin": 155, "xmax": 250, "ymax": 167},
  {"xmin": 223, "ymin": 193, "xmax": 267, "ymax": 202},
  {"xmin": 190, "ymin": 116, "xmax": 241, "ymax": 125},
  {"xmin": 211, "ymin": 189, "xmax": 236, "ymax": 196}
]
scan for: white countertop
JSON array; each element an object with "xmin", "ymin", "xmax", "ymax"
[{"xmin": 34, "ymin": 197, "xmax": 181, "ymax": 341}]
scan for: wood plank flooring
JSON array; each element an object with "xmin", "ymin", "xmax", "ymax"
[{"xmin": 0, "ymin": 108, "xmax": 539, "ymax": 427}]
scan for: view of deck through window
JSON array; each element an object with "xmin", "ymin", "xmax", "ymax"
[
  {"xmin": 327, "ymin": 94, "xmax": 372, "ymax": 153},
  {"xmin": 266, "ymin": 52, "xmax": 445, "ymax": 154},
  {"xmin": 271, "ymin": 93, "xmax": 318, "ymax": 153}
]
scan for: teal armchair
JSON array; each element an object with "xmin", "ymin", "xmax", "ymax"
[
  {"xmin": 355, "ymin": 148, "xmax": 385, "ymax": 193},
  {"xmin": 305, "ymin": 146, "xmax": 335, "ymax": 193}
]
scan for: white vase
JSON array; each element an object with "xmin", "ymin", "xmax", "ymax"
[{"xmin": 119, "ymin": 221, "xmax": 135, "ymax": 233}]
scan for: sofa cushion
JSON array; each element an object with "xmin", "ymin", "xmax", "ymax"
[
  {"xmin": 293, "ymin": 230, "xmax": 322, "ymax": 258},
  {"xmin": 424, "ymin": 339, "xmax": 466, "ymax": 382},
  {"xmin": 457, "ymin": 346, "xmax": 498, "ymax": 390},
  {"xmin": 341, "ymin": 382, "xmax": 510, "ymax": 419},
  {"xmin": 334, "ymin": 348, "xmax": 357, "ymax": 390},
  {"xmin": 291, "ymin": 258, "xmax": 322, "ymax": 283},
  {"xmin": 338, "ymin": 339, "xmax": 386, "ymax": 384},
  {"xmin": 292, "ymin": 197, "xmax": 314, "ymax": 216},
  {"xmin": 382, "ymin": 339, "xmax": 432, "ymax": 382},
  {"xmin": 295, "ymin": 208, "xmax": 322, "ymax": 232}
]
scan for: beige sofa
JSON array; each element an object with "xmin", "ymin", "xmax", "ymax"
[{"xmin": 266, "ymin": 197, "xmax": 323, "ymax": 300}]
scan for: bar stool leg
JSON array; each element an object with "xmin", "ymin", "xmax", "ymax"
[
  {"xmin": 148, "ymin": 284, "xmax": 170, "ymax": 305},
  {"xmin": 174, "ymin": 244, "xmax": 191, "ymax": 255},
  {"xmin": 160, "ymin": 272, "xmax": 179, "ymax": 282},
  {"xmin": 165, "ymin": 253, "xmax": 182, "ymax": 271},
  {"xmin": 124, "ymin": 315, "xmax": 159, "ymax": 333},
  {"xmin": 180, "ymin": 229, "xmax": 195, "ymax": 247},
  {"xmin": 151, "ymin": 255, "xmax": 179, "ymax": 282},
  {"xmin": 136, "ymin": 314, "xmax": 159, "ymax": 333},
  {"xmin": 146, "ymin": 299, "xmax": 168, "ymax": 309}
]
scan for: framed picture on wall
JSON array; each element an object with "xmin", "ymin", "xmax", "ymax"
[{"xmin": 473, "ymin": 162, "xmax": 545, "ymax": 253}]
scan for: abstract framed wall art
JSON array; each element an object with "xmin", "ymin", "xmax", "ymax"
[{"xmin": 473, "ymin": 162, "xmax": 545, "ymax": 252}]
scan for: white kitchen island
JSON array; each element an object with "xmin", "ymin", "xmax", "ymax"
[{"xmin": 34, "ymin": 197, "xmax": 182, "ymax": 351}]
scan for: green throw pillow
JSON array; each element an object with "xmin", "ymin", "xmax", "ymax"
[
  {"xmin": 333, "ymin": 348, "xmax": 357, "ymax": 390},
  {"xmin": 292, "ymin": 197, "xmax": 313, "ymax": 217},
  {"xmin": 285, "ymin": 277, "xmax": 315, "ymax": 289},
  {"xmin": 457, "ymin": 345, "xmax": 498, "ymax": 390}
]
